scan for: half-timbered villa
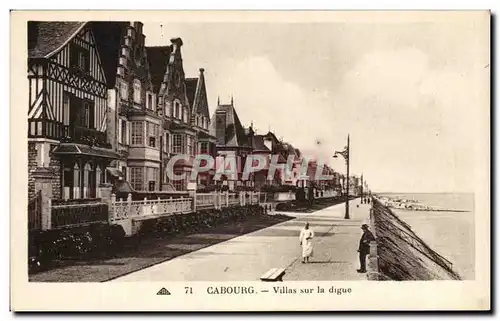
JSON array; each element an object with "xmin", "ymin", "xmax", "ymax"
[{"xmin": 28, "ymin": 21, "xmax": 119, "ymax": 200}]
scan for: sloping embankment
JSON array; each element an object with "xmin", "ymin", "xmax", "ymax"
[{"xmin": 369, "ymin": 198, "xmax": 461, "ymax": 280}]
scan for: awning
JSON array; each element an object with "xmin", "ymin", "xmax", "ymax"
[
  {"xmin": 106, "ymin": 167, "xmax": 124, "ymax": 178},
  {"xmin": 52, "ymin": 143, "xmax": 120, "ymax": 159}
]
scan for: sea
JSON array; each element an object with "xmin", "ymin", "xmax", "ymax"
[{"xmin": 378, "ymin": 193, "xmax": 475, "ymax": 280}]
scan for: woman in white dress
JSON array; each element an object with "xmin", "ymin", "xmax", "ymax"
[{"xmin": 299, "ymin": 223, "xmax": 314, "ymax": 263}]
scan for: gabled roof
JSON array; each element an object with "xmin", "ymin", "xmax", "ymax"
[
  {"xmin": 209, "ymin": 103, "xmax": 250, "ymax": 148},
  {"xmin": 28, "ymin": 21, "xmax": 130, "ymax": 89},
  {"xmin": 146, "ymin": 45, "xmax": 172, "ymax": 93},
  {"xmin": 28, "ymin": 21, "xmax": 86, "ymax": 59}
]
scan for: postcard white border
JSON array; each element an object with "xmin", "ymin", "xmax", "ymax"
[{"xmin": 10, "ymin": 10, "xmax": 491, "ymax": 312}]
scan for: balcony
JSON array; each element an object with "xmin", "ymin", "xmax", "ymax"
[
  {"xmin": 119, "ymin": 104, "xmax": 156, "ymax": 118},
  {"xmin": 28, "ymin": 119, "xmax": 111, "ymax": 148}
]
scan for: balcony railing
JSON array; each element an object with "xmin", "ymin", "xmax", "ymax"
[
  {"xmin": 28, "ymin": 119, "xmax": 110, "ymax": 148},
  {"xmin": 28, "ymin": 119, "xmax": 66, "ymax": 140}
]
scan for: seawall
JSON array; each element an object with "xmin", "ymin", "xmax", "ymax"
[{"xmin": 368, "ymin": 198, "xmax": 461, "ymax": 280}]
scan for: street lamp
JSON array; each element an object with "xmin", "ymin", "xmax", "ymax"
[{"xmin": 334, "ymin": 134, "xmax": 350, "ymax": 219}]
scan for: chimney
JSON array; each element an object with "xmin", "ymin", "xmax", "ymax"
[
  {"xmin": 170, "ymin": 37, "xmax": 183, "ymax": 52},
  {"xmin": 133, "ymin": 21, "xmax": 143, "ymax": 35},
  {"xmin": 27, "ymin": 21, "xmax": 39, "ymax": 50}
]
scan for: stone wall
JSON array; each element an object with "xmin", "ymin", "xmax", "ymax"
[
  {"xmin": 28, "ymin": 142, "xmax": 37, "ymax": 200},
  {"xmin": 28, "ymin": 141, "xmax": 61, "ymax": 200},
  {"xmin": 49, "ymin": 154, "xmax": 61, "ymax": 199},
  {"xmin": 370, "ymin": 198, "xmax": 461, "ymax": 280}
]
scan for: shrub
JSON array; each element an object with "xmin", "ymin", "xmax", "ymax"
[
  {"xmin": 28, "ymin": 223, "xmax": 126, "ymax": 273},
  {"xmin": 135, "ymin": 205, "xmax": 265, "ymax": 237}
]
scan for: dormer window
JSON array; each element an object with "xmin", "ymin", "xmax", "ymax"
[
  {"xmin": 146, "ymin": 92, "xmax": 155, "ymax": 110},
  {"xmin": 120, "ymin": 80, "xmax": 128, "ymax": 100},
  {"xmin": 70, "ymin": 44, "xmax": 90, "ymax": 73},
  {"xmin": 133, "ymin": 79, "xmax": 141, "ymax": 104},
  {"xmin": 174, "ymin": 100, "xmax": 181, "ymax": 119}
]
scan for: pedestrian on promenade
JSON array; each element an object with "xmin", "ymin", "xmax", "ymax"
[
  {"xmin": 299, "ymin": 222, "xmax": 314, "ymax": 263},
  {"xmin": 357, "ymin": 224, "xmax": 375, "ymax": 273}
]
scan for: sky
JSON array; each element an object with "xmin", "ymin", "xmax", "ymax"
[{"xmin": 143, "ymin": 15, "xmax": 488, "ymax": 193}]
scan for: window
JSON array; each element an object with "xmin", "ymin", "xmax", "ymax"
[
  {"xmin": 147, "ymin": 167, "xmax": 159, "ymax": 191},
  {"xmin": 63, "ymin": 165, "xmax": 74, "ymax": 188},
  {"xmin": 147, "ymin": 122, "xmax": 159, "ymax": 148},
  {"xmin": 200, "ymin": 141, "xmax": 209, "ymax": 154},
  {"xmin": 164, "ymin": 99, "xmax": 171, "ymax": 118},
  {"xmin": 131, "ymin": 121, "xmax": 144, "ymax": 145},
  {"xmin": 174, "ymin": 101, "xmax": 181, "ymax": 119},
  {"xmin": 121, "ymin": 166, "xmax": 127, "ymax": 180},
  {"xmin": 130, "ymin": 167, "xmax": 143, "ymax": 191},
  {"xmin": 120, "ymin": 81, "xmax": 128, "ymax": 100},
  {"xmin": 183, "ymin": 108, "xmax": 188, "ymax": 123},
  {"xmin": 69, "ymin": 96, "xmax": 94, "ymax": 129},
  {"xmin": 172, "ymin": 170, "xmax": 185, "ymax": 191},
  {"xmin": 133, "ymin": 79, "xmax": 141, "ymax": 104},
  {"xmin": 78, "ymin": 52, "xmax": 87, "ymax": 71},
  {"xmin": 120, "ymin": 120, "xmax": 127, "ymax": 145},
  {"xmin": 187, "ymin": 136, "xmax": 192, "ymax": 156},
  {"xmin": 172, "ymin": 134, "xmax": 184, "ymax": 154},
  {"xmin": 146, "ymin": 92, "xmax": 154, "ymax": 110},
  {"xmin": 79, "ymin": 101, "xmax": 94, "ymax": 128},
  {"xmin": 63, "ymin": 92, "xmax": 70, "ymax": 125},
  {"xmin": 70, "ymin": 44, "xmax": 90, "ymax": 73},
  {"xmin": 163, "ymin": 133, "xmax": 170, "ymax": 153}
]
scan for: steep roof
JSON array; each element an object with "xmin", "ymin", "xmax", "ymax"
[
  {"xmin": 91, "ymin": 21, "xmax": 129, "ymax": 89},
  {"xmin": 186, "ymin": 69, "xmax": 210, "ymax": 118},
  {"xmin": 28, "ymin": 21, "xmax": 129, "ymax": 89},
  {"xmin": 252, "ymin": 135, "xmax": 271, "ymax": 152},
  {"xmin": 209, "ymin": 103, "xmax": 250, "ymax": 148},
  {"xmin": 146, "ymin": 45, "xmax": 172, "ymax": 93},
  {"xmin": 185, "ymin": 78, "xmax": 198, "ymax": 108},
  {"xmin": 28, "ymin": 21, "xmax": 86, "ymax": 58}
]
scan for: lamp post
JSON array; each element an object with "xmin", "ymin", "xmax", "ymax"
[
  {"xmin": 334, "ymin": 134, "xmax": 350, "ymax": 219},
  {"xmin": 360, "ymin": 173, "xmax": 364, "ymax": 203}
]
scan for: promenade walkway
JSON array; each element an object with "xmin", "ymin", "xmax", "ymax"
[{"xmin": 112, "ymin": 199, "xmax": 372, "ymax": 282}]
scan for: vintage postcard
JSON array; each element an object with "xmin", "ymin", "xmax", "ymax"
[{"xmin": 10, "ymin": 10, "xmax": 490, "ymax": 311}]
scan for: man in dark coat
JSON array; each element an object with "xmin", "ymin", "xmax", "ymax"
[{"xmin": 357, "ymin": 224, "xmax": 375, "ymax": 273}]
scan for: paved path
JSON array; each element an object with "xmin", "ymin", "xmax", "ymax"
[{"xmin": 112, "ymin": 199, "xmax": 372, "ymax": 282}]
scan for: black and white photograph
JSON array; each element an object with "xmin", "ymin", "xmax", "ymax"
[{"xmin": 11, "ymin": 10, "xmax": 490, "ymax": 311}]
